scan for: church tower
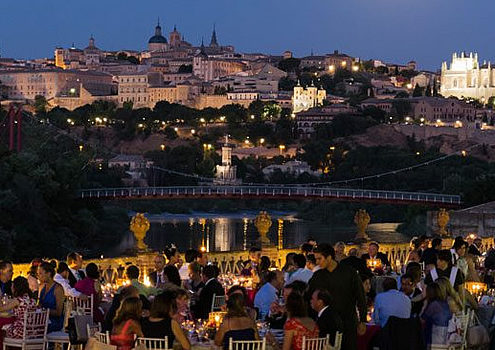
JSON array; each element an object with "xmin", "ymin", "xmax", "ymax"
[
  {"xmin": 169, "ymin": 25, "xmax": 182, "ymax": 49},
  {"xmin": 215, "ymin": 136, "xmax": 240, "ymax": 185},
  {"xmin": 209, "ymin": 25, "xmax": 219, "ymax": 48}
]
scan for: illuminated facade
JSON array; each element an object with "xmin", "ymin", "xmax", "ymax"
[
  {"xmin": 292, "ymin": 82, "xmax": 326, "ymax": 113},
  {"xmin": 440, "ymin": 52, "xmax": 495, "ymax": 100},
  {"xmin": 215, "ymin": 137, "xmax": 241, "ymax": 185}
]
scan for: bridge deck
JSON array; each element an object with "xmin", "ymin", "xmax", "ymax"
[{"xmin": 78, "ymin": 186, "xmax": 461, "ymax": 207}]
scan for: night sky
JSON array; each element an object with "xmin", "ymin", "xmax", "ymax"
[{"xmin": 1, "ymin": 0, "xmax": 494, "ymax": 70}]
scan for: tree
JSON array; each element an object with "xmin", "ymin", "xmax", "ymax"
[
  {"xmin": 278, "ymin": 77, "xmax": 297, "ymax": 91},
  {"xmin": 433, "ymin": 84, "xmax": 440, "ymax": 97},
  {"xmin": 178, "ymin": 64, "xmax": 193, "ymax": 73},
  {"xmin": 425, "ymin": 84, "xmax": 432, "ymax": 97},
  {"xmin": 127, "ymin": 56, "xmax": 139, "ymax": 65},
  {"xmin": 412, "ymin": 84, "xmax": 423, "ymax": 97},
  {"xmin": 395, "ymin": 91, "xmax": 410, "ymax": 99},
  {"xmin": 34, "ymin": 95, "xmax": 48, "ymax": 115},
  {"xmin": 278, "ymin": 58, "xmax": 301, "ymax": 73},
  {"xmin": 248, "ymin": 100, "xmax": 264, "ymax": 118},
  {"xmin": 392, "ymin": 100, "xmax": 412, "ymax": 118}
]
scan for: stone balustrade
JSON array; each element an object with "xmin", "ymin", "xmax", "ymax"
[{"xmin": 11, "ymin": 237, "xmax": 494, "ymax": 279}]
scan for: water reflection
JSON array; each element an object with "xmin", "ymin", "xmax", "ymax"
[{"xmin": 109, "ymin": 212, "xmax": 409, "ymax": 256}]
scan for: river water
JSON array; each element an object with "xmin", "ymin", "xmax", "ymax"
[{"xmin": 109, "ymin": 211, "xmax": 410, "ymax": 256}]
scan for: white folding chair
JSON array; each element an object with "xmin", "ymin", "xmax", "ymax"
[
  {"xmin": 211, "ymin": 293, "xmax": 226, "ymax": 312},
  {"xmin": 94, "ymin": 331, "xmax": 111, "ymax": 344},
  {"xmin": 136, "ymin": 336, "xmax": 170, "ymax": 350},
  {"xmin": 46, "ymin": 299, "xmax": 73, "ymax": 349},
  {"xmin": 301, "ymin": 335, "xmax": 330, "ymax": 350},
  {"xmin": 228, "ymin": 338, "xmax": 266, "ymax": 350},
  {"xmin": 330, "ymin": 332, "xmax": 343, "ymax": 350},
  {"xmin": 70, "ymin": 295, "xmax": 94, "ymax": 319},
  {"xmin": 86, "ymin": 323, "xmax": 102, "ymax": 339},
  {"xmin": 430, "ymin": 309, "xmax": 473, "ymax": 350},
  {"xmin": 3, "ymin": 309, "xmax": 49, "ymax": 350}
]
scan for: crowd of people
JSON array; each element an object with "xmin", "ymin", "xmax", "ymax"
[{"xmin": 0, "ymin": 235, "xmax": 494, "ymax": 350}]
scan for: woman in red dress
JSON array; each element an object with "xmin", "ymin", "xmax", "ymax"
[
  {"xmin": 3, "ymin": 277, "xmax": 38, "ymax": 338},
  {"xmin": 110, "ymin": 297, "xmax": 143, "ymax": 350},
  {"xmin": 268, "ymin": 292, "xmax": 319, "ymax": 350}
]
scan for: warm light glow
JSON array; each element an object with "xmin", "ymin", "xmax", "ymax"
[
  {"xmin": 416, "ymin": 152, "xmax": 420, "ymax": 156},
  {"xmin": 191, "ymin": 129, "xmax": 196, "ymax": 134},
  {"xmin": 220, "ymin": 116, "xmax": 226, "ymax": 122},
  {"xmin": 138, "ymin": 123, "xmax": 144, "ymax": 128},
  {"xmin": 461, "ymin": 150, "xmax": 467, "ymax": 157},
  {"xmin": 69, "ymin": 88, "xmax": 76, "ymax": 94},
  {"xmin": 291, "ymin": 113, "xmax": 296, "ymax": 119},
  {"xmin": 200, "ymin": 246, "xmax": 207, "ymax": 252},
  {"xmin": 366, "ymin": 258, "xmax": 382, "ymax": 272},
  {"xmin": 79, "ymin": 145, "xmax": 83, "ymax": 152},
  {"xmin": 328, "ymin": 65, "xmax": 335, "ymax": 73},
  {"xmin": 259, "ymin": 138, "xmax": 265, "ymax": 145},
  {"xmin": 143, "ymin": 274, "xmax": 151, "ymax": 287},
  {"xmin": 244, "ymin": 139, "xmax": 250, "ymax": 144},
  {"xmin": 341, "ymin": 61, "xmax": 347, "ymax": 67},
  {"xmin": 465, "ymin": 282, "xmax": 487, "ymax": 296},
  {"xmin": 200, "ymin": 118, "xmax": 205, "ymax": 123},
  {"xmin": 352, "ymin": 65, "xmax": 359, "ymax": 72},
  {"xmin": 436, "ymin": 119, "xmax": 442, "ymax": 124},
  {"xmin": 406, "ymin": 83, "xmax": 413, "ymax": 89},
  {"xmin": 174, "ymin": 127, "xmax": 179, "ymax": 132},
  {"xmin": 160, "ymin": 144, "xmax": 165, "ymax": 151},
  {"xmin": 250, "ymin": 115, "xmax": 255, "ymax": 120}
]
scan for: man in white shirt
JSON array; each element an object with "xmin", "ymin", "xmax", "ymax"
[
  {"xmin": 286, "ymin": 254, "xmax": 313, "ymax": 284},
  {"xmin": 254, "ymin": 270, "xmax": 284, "ymax": 319},
  {"xmin": 373, "ymin": 277, "xmax": 411, "ymax": 328},
  {"xmin": 54, "ymin": 262, "xmax": 87, "ymax": 299}
]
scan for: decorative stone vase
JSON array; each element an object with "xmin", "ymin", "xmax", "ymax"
[
  {"xmin": 130, "ymin": 213, "xmax": 150, "ymax": 251},
  {"xmin": 354, "ymin": 209, "xmax": 370, "ymax": 241},
  {"xmin": 436, "ymin": 208, "xmax": 450, "ymax": 237},
  {"xmin": 254, "ymin": 211, "xmax": 272, "ymax": 246}
]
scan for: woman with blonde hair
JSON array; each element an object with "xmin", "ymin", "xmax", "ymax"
[
  {"xmin": 111, "ymin": 297, "xmax": 144, "ymax": 350},
  {"xmin": 435, "ymin": 277, "xmax": 462, "ymax": 314}
]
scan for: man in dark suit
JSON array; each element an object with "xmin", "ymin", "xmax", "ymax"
[
  {"xmin": 149, "ymin": 254, "xmax": 166, "ymax": 287},
  {"xmin": 0, "ymin": 261, "xmax": 13, "ymax": 296},
  {"xmin": 310, "ymin": 289, "xmax": 343, "ymax": 345},
  {"xmin": 361, "ymin": 242, "xmax": 390, "ymax": 267},
  {"xmin": 195, "ymin": 265, "xmax": 224, "ymax": 319},
  {"xmin": 67, "ymin": 252, "xmax": 85, "ymax": 288},
  {"xmin": 341, "ymin": 248, "xmax": 373, "ymax": 278}
]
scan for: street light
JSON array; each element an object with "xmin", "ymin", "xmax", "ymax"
[
  {"xmin": 174, "ymin": 127, "xmax": 179, "ymax": 132},
  {"xmin": 352, "ymin": 65, "xmax": 359, "ymax": 72},
  {"xmin": 160, "ymin": 144, "xmax": 165, "ymax": 151},
  {"xmin": 279, "ymin": 144, "xmax": 286, "ymax": 155},
  {"xmin": 200, "ymin": 118, "xmax": 206, "ymax": 123},
  {"xmin": 259, "ymin": 138, "xmax": 265, "ymax": 145},
  {"xmin": 191, "ymin": 129, "xmax": 196, "ymax": 134},
  {"xmin": 79, "ymin": 145, "xmax": 83, "ymax": 152},
  {"xmin": 250, "ymin": 115, "xmax": 255, "ymax": 120}
]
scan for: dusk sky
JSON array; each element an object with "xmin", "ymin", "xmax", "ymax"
[{"xmin": 1, "ymin": 0, "xmax": 494, "ymax": 70}]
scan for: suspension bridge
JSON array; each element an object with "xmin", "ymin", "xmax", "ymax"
[{"xmin": 78, "ymin": 185, "xmax": 461, "ymax": 207}]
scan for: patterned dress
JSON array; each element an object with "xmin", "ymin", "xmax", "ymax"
[
  {"xmin": 284, "ymin": 318, "xmax": 319, "ymax": 350},
  {"xmin": 6, "ymin": 296, "xmax": 38, "ymax": 338}
]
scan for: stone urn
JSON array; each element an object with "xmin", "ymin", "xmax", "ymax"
[
  {"xmin": 354, "ymin": 209, "xmax": 370, "ymax": 242},
  {"xmin": 130, "ymin": 213, "xmax": 150, "ymax": 251},
  {"xmin": 254, "ymin": 211, "xmax": 272, "ymax": 246},
  {"xmin": 436, "ymin": 208, "xmax": 450, "ymax": 237}
]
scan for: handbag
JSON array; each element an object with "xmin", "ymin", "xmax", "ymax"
[
  {"xmin": 466, "ymin": 312, "xmax": 490, "ymax": 348},
  {"xmin": 67, "ymin": 314, "xmax": 94, "ymax": 344},
  {"xmin": 85, "ymin": 338, "xmax": 117, "ymax": 350}
]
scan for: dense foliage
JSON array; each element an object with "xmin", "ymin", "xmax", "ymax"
[{"xmin": 0, "ymin": 118, "xmax": 128, "ymax": 262}]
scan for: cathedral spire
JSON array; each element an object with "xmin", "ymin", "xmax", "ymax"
[
  {"xmin": 88, "ymin": 34, "xmax": 95, "ymax": 48},
  {"xmin": 210, "ymin": 24, "xmax": 218, "ymax": 47}
]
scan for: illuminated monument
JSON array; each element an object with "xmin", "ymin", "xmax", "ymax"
[
  {"xmin": 440, "ymin": 52, "xmax": 495, "ymax": 101},
  {"xmin": 215, "ymin": 136, "xmax": 241, "ymax": 185}
]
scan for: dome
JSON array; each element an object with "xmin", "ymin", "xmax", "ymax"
[
  {"xmin": 148, "ymin": 34, "xmax": 167, "ymax": 44},
  {"xmin": 148, "ymin": 23, "xmax": 167, "ymax": 44}
]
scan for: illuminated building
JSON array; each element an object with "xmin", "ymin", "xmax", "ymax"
[
  {"xmin": 440, "ymin": 52, "xmax": 495, "ymax": 100},
  {"xmin": 292, "ymin": 81, "xmax": 326, "ymax": 113}
]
